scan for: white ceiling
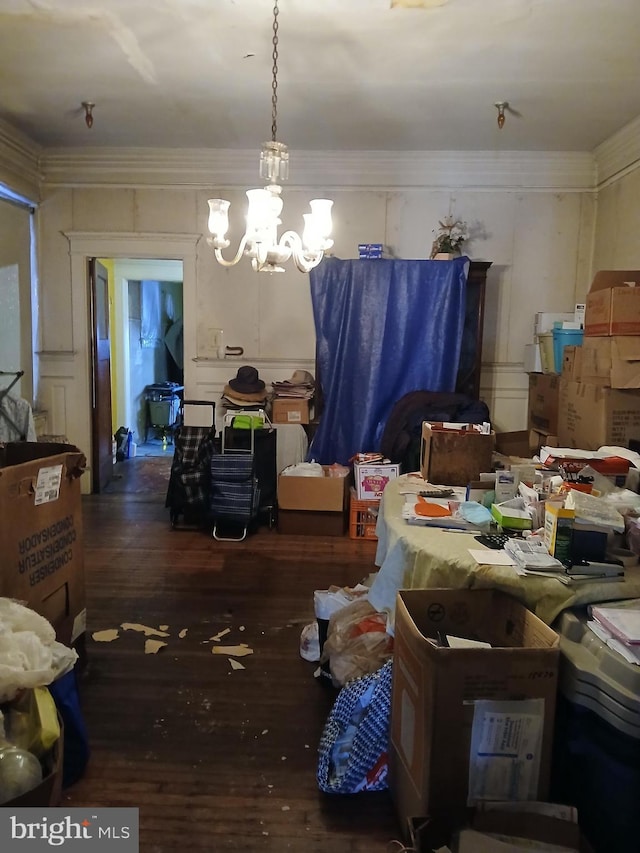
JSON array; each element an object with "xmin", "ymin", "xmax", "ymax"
[{"xmin": 2, "ymin": 0, "xmax": 640, "ymax": 154}]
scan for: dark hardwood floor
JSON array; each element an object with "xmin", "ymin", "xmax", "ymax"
[{"xmin": 66, "ymin": 472, "xmax": 401, "ymax": 851}]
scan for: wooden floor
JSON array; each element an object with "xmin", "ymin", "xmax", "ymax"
[{"xmin": 65, "ymin": 478, "xmax": 402, "ymax": 851}]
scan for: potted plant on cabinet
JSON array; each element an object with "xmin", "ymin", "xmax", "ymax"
[{"xmin": 430, "ymin": 216, "xmax": 468, "ymax": 259}]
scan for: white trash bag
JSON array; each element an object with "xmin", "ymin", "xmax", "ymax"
[{"xmin": 0, "ymin": 598, "xmax": 78, "ymax": 704}]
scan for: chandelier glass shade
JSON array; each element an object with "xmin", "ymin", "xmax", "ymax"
[{"xmin": 207, "ymin": 2, "xmax": 333, "ymax": 273}]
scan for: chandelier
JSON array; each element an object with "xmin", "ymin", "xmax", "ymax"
[{"xmin": 206, "ymin": 0, "xmax": 334, "ymax": 273}]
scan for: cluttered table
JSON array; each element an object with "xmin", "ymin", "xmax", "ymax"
[{"xmin": 367, "ymin": 474, "xmax": 640, "ymax": 628}]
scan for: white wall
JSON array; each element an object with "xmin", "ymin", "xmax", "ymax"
[{"xmin": 28, "ymin": 149, "xmax": 599, "ymax": 489}]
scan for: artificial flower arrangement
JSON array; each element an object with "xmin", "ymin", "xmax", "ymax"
[{"xmin": 430, "ymin": 216, "xmax": 468, "ymax": 258}]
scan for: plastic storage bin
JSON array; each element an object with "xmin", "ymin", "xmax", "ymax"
[
  {"xmin": 553, "ymin": 327, "xmax": 583, "ymax": 373},
  {"xmin": 538, "ymin": 333, "xmax": 556, "ymax": 374},
  {"xmin": 551, "ymin": 607, "xmax": 640, "ymax": 853}
]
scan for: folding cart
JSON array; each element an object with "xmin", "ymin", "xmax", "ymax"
[
  {"xmin": 209, "ymin": 410, "xmax": 277, "ymax": 540},
  {"xmin": 165, "ymin": 401, "xmax": 216, "ymax": 528}
]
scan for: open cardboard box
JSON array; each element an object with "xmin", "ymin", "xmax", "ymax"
[
  {"xmin": 584, "ymin": 269, "xmax": 640, "ymax": 336},
  {"xmin": 277, "ymin": 466, "xmax": 350, "ymax": 536},
  {"xmin": 408, "ymin": 809, "xmax": 595, "ymax": 853},
  {"xmin": 389, "ymin": 589, "xmax": 559, "ymax": 833},
  {"xmin": 0, "ymin": 442, "xmax": 87, "ymax": 646}
]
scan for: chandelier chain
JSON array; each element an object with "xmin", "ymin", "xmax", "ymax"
[{"xmin": 271, "ymin": 0, "xmax": 279, "ymax": 142}]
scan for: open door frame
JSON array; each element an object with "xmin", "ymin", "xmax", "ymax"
[{"xmin": 88, "ymin": 258, "xmax": 113, "ymax": 493}]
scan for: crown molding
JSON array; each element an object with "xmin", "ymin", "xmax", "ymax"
[
  {"xmin": 0, "ymin": 119, "xmax": 42, "ymax": 201},
  {"xmin": 40, "ymin": 147, "xmax": 596, "ymax": 192},
  {"xmin": 594, "ymin": 114, "xmax": 640, "ymax": 187}
]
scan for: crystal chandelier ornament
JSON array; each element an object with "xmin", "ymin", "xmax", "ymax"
[{"xmin": 207, "ymin": 0, "xmax": 334, "ymax": 273}]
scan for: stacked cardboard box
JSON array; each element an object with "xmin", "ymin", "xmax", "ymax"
[{"xmin": 558, "ymin": 270, "xmax": 640, "ymax": 449}]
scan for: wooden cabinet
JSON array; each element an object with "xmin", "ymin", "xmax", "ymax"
[{"xmin": 456, "ymin": 260, "xmax": 491, "ymax": 399}]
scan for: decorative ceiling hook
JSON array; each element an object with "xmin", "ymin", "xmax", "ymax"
[{"xmin": 82, "ymin": 101, "xmax": 95, "ymax": 129}]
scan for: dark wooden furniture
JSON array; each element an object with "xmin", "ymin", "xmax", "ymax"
[{"xmin": 457, "ymin": 260, "xmax": 492, "ymax": 399}]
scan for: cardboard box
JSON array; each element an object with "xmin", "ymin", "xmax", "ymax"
[
  {"xmin": 558, "ymin": 379, "xmax": 640, "ymax": 449},
  {"xmin": 277, "ymin": 508, "xmax": 346, "ymax": 536},
  {"xmin": 277, "ymin": 467, "xmax": 349, "ymax": 512},
  {"xmin": 490, "ymin": 498, "xmax": 534, "ymax": 530},
  {"xmin": 528, "ymin": 373, "xmax": 560, "ymax": 433},
  {"xmin": 468, "ymin": 811, "xmax": 595, "ymax": 853},
  {"xmin": 562, "ymin": 344, "xmax": 583, "ymax": 380},
  {"xmin": 584, "ymin": 270, "xmax": 640, "ymax": 336},
  {"xmin": 271, "ymin": 398, "xmax": 310, "ymax": 425},
  {"xmin": 408, "ymin": 811, "xmax": 595, "ymax": 853},
  {"xmin": 494, "ymin": 430, "xmax": 532, "ymax": 458},
  {"xmin": 353, "ymin": 461, "xmax": 400, "ymax": 500},
  {"xmin": 494, "ymin": 429, "xmax": 557, "ymax": 459},
  {"xmin": 544, "ymin": 503, "xmax": 574, "ymax": 562},
  {"xmin": 0, "ymin": 443, "xmax": 86, "ymax": 646},
  {"xmin": 277, "ymin": 468, "xmax": 350, "ymax": 535},
  {"xmin": 419, "ymin": 423, "xmax": 494, "ymax": 486},
  {"xmin": 580, "ymin": 336, "xmax": 640, "ymax": 389},
  {"xmin": 389, "ymin": 589, "xmax": 559, "ymax": 830}
]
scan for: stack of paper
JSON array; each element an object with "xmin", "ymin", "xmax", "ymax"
[{"xmin": 588, "ymin": 601, "xmax": 640, "ymax": 664}]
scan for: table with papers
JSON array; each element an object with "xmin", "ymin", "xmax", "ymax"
[{"xmin": 367, "ymin": 475, "xmax": 640, "ymax": 628}]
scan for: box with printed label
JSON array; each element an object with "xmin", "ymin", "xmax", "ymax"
[
  {"xmin": 271, "ymin": 398, "xmax": 310, "ymax": 424},
  {"xmin": 544, "ymin": 502, "xmax": 575, "ymax": 563},
  {"xmin": 389, "ymin": 589, "xmax": 559, "ymax": 831},
  {"xmin": 558, "ymin": 379, "xmax": 640, "ymax": 450},
  {"xmin": 0, "ymin": 443, "xmax": 87, "ymax": 646},
  {"xmin": 584, "ymin": 270, "xmax": 640, "ymax": 336},
  {"xmin": 353, "ymin": 461, "xmax": 400, "ymax": 500},
  {"xmin": 419, "ymin": 423, "xmax": 494, "ymax": 486}
]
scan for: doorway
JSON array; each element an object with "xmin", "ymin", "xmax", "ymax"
[{"xmin": 99, "ymin": 258, "xmax": 184, "ymax": 495}]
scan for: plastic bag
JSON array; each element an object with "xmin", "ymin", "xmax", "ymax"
[
  {"xmin": 299, "ymin": 622, "xmax": 320, "ymax": 662},
  {"xmin": 49, "ymin": 668, "xmax": 90, "ymax": 788},
  {"xmin": 317, "ymin": 660, "xmax": 392, "ymax": 794},
  {"xmin": 321, "ymin": 599, "xmax": 393, "ymax": 687},
  {"xmin": 564, "ymin": 489, "xmax": 626, "ymax": 533},
  {"xmin": 5, "ymin": 687, "xmax": 60, "ymax": 758},
  {"xmin": 0, "ymin": 599, "xmax": 79, "ymax": 703},
  {"xmin": 281, "ymin": 462, "xmax": 323, "ymax": 477}
]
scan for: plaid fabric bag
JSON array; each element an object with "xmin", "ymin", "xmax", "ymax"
[
  {"xmin": 210, "ymin": 452, "xmax": 259, "ymax": 522},
  {"xmin": 166, "ymin": 426, "xmax": 216, "ymax": 510},
  {"xmin": 317, "ymin": 659, "xmax": 392, "ymax": 794}
]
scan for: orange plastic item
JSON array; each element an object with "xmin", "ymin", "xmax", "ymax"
[{"xmin": 415, "ymin": 496, "xmax": 452, "ymax": 517}]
